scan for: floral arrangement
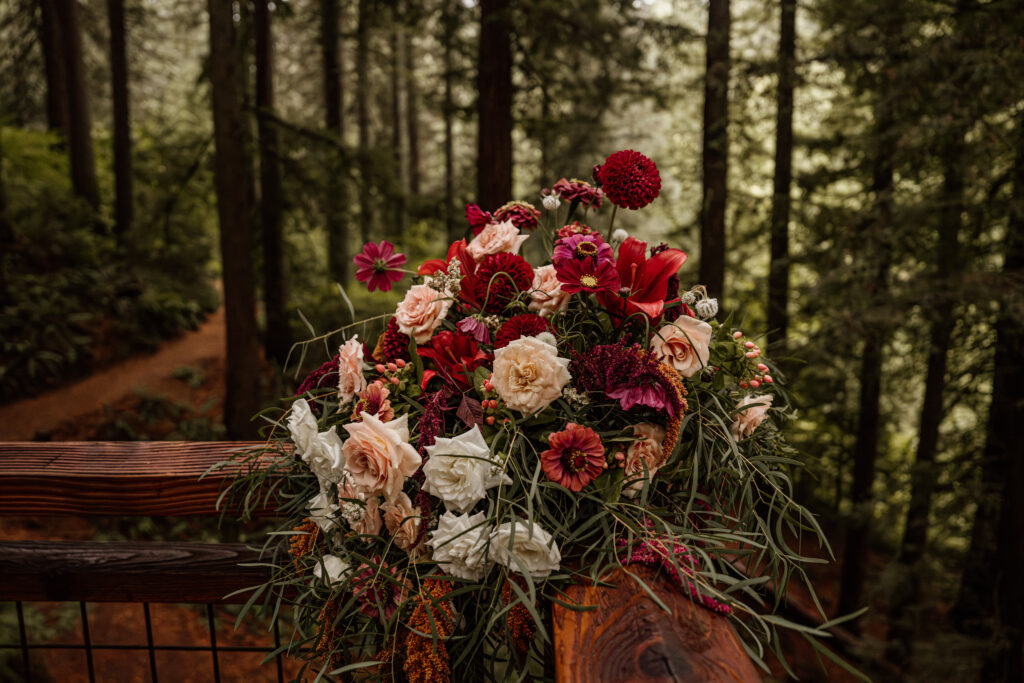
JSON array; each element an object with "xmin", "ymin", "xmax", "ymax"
[{"xmin": 222, "ymin": 150, "xmax": 834, "ymax": 681}]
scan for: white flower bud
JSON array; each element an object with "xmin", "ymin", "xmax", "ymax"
[
  {"xmin": 611, "ymin": 229, "xmax": 629, "ymax": 248},
  {"xmin": 542, "ymin": 194, "xmax": 561, "ymax": 211},
  {"xmin": 695, "ymin": 297, "xmax": 719, "ymax": 319},
  {"xmin": 681, "ymin": 290, "xmax": 697, "ymax": 305}
]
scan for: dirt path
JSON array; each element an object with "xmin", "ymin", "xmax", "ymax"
[{"xmin": 0, "ymin": 308, "xmax": 226, "ymax": 442}]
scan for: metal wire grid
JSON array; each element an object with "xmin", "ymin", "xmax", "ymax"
[{"xmin": 2, "ymin": 601, "xmax": 285, "ymax": 683}]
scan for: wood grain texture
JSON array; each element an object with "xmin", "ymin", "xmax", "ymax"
[
  {"xmin": 0, "ymin": 441, "xmax": 282, "ymax": 516},
  {"xmin": 552, "ymin": 566, "xmax": 760, "ymax": 683},
  {"xmin": 0, "ymin": 540, "xmax": 270, "ymax": 603}
]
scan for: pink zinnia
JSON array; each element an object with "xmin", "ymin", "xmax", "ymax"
[
  {"xmin": 541, "ymin": 423, "xmax": 606, "ymax": 492},
  {"xmin": 352, "ymin": 557, "xmax": 410, "ymax": 622},
  {"xmin": 555, "ymin": 256, "xmax": 620, "ymax": 294},
  {"xmin": 354, "ymin": 241, "xmax": 407, "ymax": 292},
  {"xmin": 552, "ymin": 233, "xmax": 615, "ymax": 268}
]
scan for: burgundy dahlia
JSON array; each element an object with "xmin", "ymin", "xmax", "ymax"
[
  {"xmin": 555, "ymin": 256, "xmax": 620, "ymax": 295},
  {"xmin": 493, "ymin": 201, "xmax": 541, "ymax": 232},
  {"xmin": 376, "ymin": 317, "xmax": 411, "ymax": 363},
  {"xmin": 540, "ymin": 423, "xmax": 606, "ymax": 492},
  {"xmin": 552, "ymin": 233, "xmax": 615, "ymax": 268},
  {"xmin": 295, "ymin": 355, "xmax": 339, "ymax": 397},
  {"xmin": 473, "ymin": 252, "xmax": 534, "ymax": 314},
  {"xmin": 494, "ymin": 313, "xmax": 554, "ymax": 349},
  {"xmin": 595, "ymin": 150, "xmax": 661, "ymax": 210},
  {"xmin": 571, "ymin": 343, "xmax": 685, "ymax": 418},
  {"xmin": 547, "ymin": 178, "xmax": 604, "ymax": 208}
]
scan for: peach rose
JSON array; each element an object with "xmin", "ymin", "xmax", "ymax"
[
  {"xmin": 528, "ymin": 265, "xmax": 571, "ymax": 318},
  {"xmin": 731, "ymin": 395, "xmax": 774, "ymax": 440},
  {"xmin": 651, "ymin": 316, "xmax": 712, "ymax": 378},
  {"xmin": 491, "ymin": 336, "xmax": 571, "ymax": 416},
  {"xmin": 395, "ymin": 284, "xmax": 452, "ymax": 344},
  {"xmin": 337, "ymin": 336, "xmax": 368, "ymax": 404},
  {"xmin": 343, "ymin": 412, "xmax": 421, "ymax": 501},
  {"xmin": 622, "ymin": 423, "xmax": 667, "ymax": 498},
  {"xmin": 382, "ymin": 492, "xmax": 421, "ymax": 553},
  {"xmin": 466, "ymin": 220, "xmax": 529, "ymax": 262},
  {"xmin": 350, "ymin": 493, "xmax": 383, "ymax": 536}
]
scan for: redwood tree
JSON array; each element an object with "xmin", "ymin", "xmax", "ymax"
[
  {"xmin": 768, "ymin": 0, "xmax": 795, "ymax": 353},
  {"xmin": 107, "ymin": 0, "xmax": 134, "ymax": 241},
  {"xmin": 208, "ymin": 0, "xmax": 262, "ymax": 439},
  {"xmin": 37, "ymin": 0, "xmax": 68, "ymax": 138},
  {"xmin": 320, "ymin": 0, "xmax": 351, "ymax": 285},
  {"xmin": 356, "ymin": 0, "xmax": 373, "ymax": 243},
  {"xmin": 700, "ymin": 0, "xmax": 730, "ymax": 304},
  {"xmin": 54, "ymin": 0, "xmax": 100, "ymax": 209},
  {"xmin": 476, "ymin": 0, "xmax": 513, "ymax": 211}
]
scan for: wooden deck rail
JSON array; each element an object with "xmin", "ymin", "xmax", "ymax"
[{"xmin": 0, "ymin": 442, "xmax": 761, "ymax": 681}]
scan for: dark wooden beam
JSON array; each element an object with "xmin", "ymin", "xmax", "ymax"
[{"xmin": 0, "ymin": 541, "xmax": 271, "ymax": 603}]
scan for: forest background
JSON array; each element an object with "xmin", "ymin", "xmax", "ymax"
[{"xmin": 0, "ymin": 0, "xmax": 1022, "ymax": 680}]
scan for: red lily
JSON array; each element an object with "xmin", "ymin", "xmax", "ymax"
[
  {"xmin": 418, "ymin": 239, "xmax": 481, "ymax": 309},
  {"xmin": 598, "ymin": 237, "xmax": 687, "ymax": 321},
  {"xmin": 417, "ymin": 330, "xmax": 492, "ymax": 392}
]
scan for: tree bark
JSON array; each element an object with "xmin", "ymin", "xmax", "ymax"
[
  {"xmin": 443, "ymin": 0, "xmax": 458, "ymax": 242},
  {"xmin": 476, "ymin": 0, "xmax": 513, "ymax": 211},
  {"xmin": 389, "ymin": 10, "xmax": 406, "ymax": 239},
  {"xmin": 107, "ymin": 0, "xmax": 134, "ymax": 242},
  {"xmin": 208, "ymin": 0, "xmax": 262, "ymax": 440},
  {"xmin": 38, "ymin": 0, "xmax": 69, "ymax": 138},
  {"xmin": 320, "ymin": 0, "xmax": 350, "ymax": 285},
  {"xmin": 254, "ymin": 0, "xmax": 290, "ymax": 366},
  {"xmin": 699, "ymin": 0, "xmax": 730, "ymax": 304},
  {"xmin": 404, "ymin": 21, "xmax": 421, "ymax": 196},
  {"xmin": 54, "ymin": 0, "xmax": 100, "ymax": 210},
  {"xmin": 768, "ymin": 0, "xmax": 794, "ymax": 354},
  {"xmin": 0, "ymin": 138, "xmax": 12, "ymax": 301},
  {"xmin": 356, "ymin": 0, "xmax": 373, "ymax": 243}
]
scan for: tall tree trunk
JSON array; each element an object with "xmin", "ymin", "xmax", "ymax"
[
  {"xmin": 442, "ymin": 0, "xmax": 458, "ymax": 242},
  {"xmin": 107, "ymin": 0, "xmax": 133, "ymax": 242},
  {"xmin": 699, "ymin": 0, "xmax": 730, "ymax": 304},
  {"xmin": 404, "ymin": 23, "xmax": 421, "ymax": 196},
  {"xmin": 0, "ymin": 138, "xmax": 12, "ymax": 302},
  {"xmin": 38, "ymin": 0, "xmax": 68, "ymax": 138},
  {"xmin": 208, "ymin": 0, "xmax": 262, "ymax": 440},
  {"xmin": 356, "ymin": 0, "xmax": 373, "ymax": 243},
  {"xmin": 54, "ymin": 0, "xmax": 100, "ymax": 210},
  {"xmin": 320, "ymin": 0, "xmax": 350, "ymax": 285},
  {"xmin": 254, "ymin": 0, "xmax": 289, "ymax": 366},
  {"xmin": 836, "ymin": 40, "xmax": 898, "ymax": 623},
  {"xmin": 768, "ymin": 0, "xmax": 794, "ymax": 353},
  {"xmin": 885, "ymin": 133, "xmax": 964, "ymax": 664},
  {"xmin": 476, "ymin": 0, "xmax": 513, "ymax": 211},
  {"xmin": 956, "ymin": 112, "xmax": 1024, "ymax": 674},
  {"xmin": 389, "ymin": 12, "xmax": 406, "ymax": 239}
]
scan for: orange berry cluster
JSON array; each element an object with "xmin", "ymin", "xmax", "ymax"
[
  {"xmin": 288, "ymin": 518, "xmax": 321, "ymax": 575},
  {"xmin": 403, "ymin": 579, "xmax": 456, "ymax": 683}
]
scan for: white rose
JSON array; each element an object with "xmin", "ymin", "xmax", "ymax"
[
  {"xmin": 489, "ymin": 519, "xmax": 561, "ymax": 579},
  {"xmin": 308, "ymin": 489, "xmax": 340, "ymax": 532},
  {"xmin": 337, "ymin": 337, "xmax": 368, "ymax": 405},
  {"xmin": 430, "ymin": 511, "xmax": 492, "ymax": 580},
  {"xmin": 651, "ymin": 316, "xmax": 712, "ymax": 378},
  {"xmin": 313, "ymin": 554, "xmax": 351, "ymax": 586},
  {"xmin": 422, "ymin": 427, "xmax": 511, "ymax": 513},
  {"xmin": 303, "ymin": 426, "xmax": 346, "ymax": 488},
  {"xmin": 491, "ymin": 336, "xmax": 571, "ymax": 416},
  {"xmin": 287, "ymin": 399, "xmax": 319, "ymax": 457},
  {"xmin": 731, "ymin": 394, "xmax": 774, "ymax": 440}
]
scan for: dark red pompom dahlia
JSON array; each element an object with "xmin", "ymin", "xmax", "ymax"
[
  {"xmin": 494, "ymin": 314, "xmax": 555, "ymax": 349},
  {"xmin": 493, "ymin": 201, "xmax": 541, "ymax": 232},
  {"xmin": 377, "ymin": 317, "xmax": 411, "ymax": 363},
  {"xmin": 473, "ymin": 253, "xmax": 534, "ymax": 314},
  {"xmin": 595, "ymin": 150, "xmax": 661, "ymax": 210}
]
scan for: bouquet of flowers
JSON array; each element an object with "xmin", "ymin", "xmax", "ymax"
[{"xmin": 222, "ymin": 150, "xmax": 833, "ymax": 681}]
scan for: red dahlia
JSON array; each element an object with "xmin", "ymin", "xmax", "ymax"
[
  {"xmin": 473, "ymin": 253, "xmax": 534, "ymax": 314},
  {"xmin": 556, "ymin": 221, "xmax": 594, "ymax": 240},
  {"xmin": 541, "ymin": 423, "xmax": 606, "ymax": 492},
  {"xmin": 377, "ymin": 317, "xmax": 411, "ymax": 363},
  {"xmin": 493, "ymin": 201, "xmax": 541, "ymax": 232},
  {"xmin": 494, "ymin": 314, "xmax": 555, "ymax": 349},
  {"xmin": 596, "ymin": 150, "xmax": 661, "ymax": 210}
]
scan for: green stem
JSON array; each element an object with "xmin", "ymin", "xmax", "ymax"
[{"xmin": 606, "ymin": 205, "xmax": 618, "ymax": 242}]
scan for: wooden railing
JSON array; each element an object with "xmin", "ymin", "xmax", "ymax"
[{"xmin": 0, "ymin": 441, "xmax": 760, "ymax": 681}]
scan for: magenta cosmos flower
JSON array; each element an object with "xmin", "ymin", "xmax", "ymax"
[
  {"xmin": 354, "ymin": 241, "xmax": 407, "ymax": 292},
  {"xmin": 541, "ymin": 423, "xmax": 606, "ymax": 492},
  {"xmin": 555, "ymin": 256, "xmax": 620, "ymax": 295}
]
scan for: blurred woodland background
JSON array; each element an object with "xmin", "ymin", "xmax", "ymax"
[{"xmin": 0, "ymin": 0, "xmax": 1022, "ymax": 680}]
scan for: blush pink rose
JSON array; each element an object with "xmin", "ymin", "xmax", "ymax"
[
  {"xmin": 337, "ymin": 337, "xmax": 368, "ymax": 404},
  {"xmin": 382, "ymin": 492, "xmax": 421, "ymax": 553},
  {"xmin": 466, "ymin": 220, "xmax": 530, "ymax": 262},
  {"xmin": 528, "ymin": 265, "xmax": 571, "ymax": 318},
  {"xmin": 651, "ymin": 316, "xmax": 712, "ymax": 378},
  {"xmin": 731, "ymin": 395, "xmax": 773, "ymax": 440},
  {"xmin": 351, "ymin": 494, "xmax": 383, "ymax": 536},
  {"xmin": 395, "ymin": 284, "xmax": 453, "ymax": 344},
  {"xmin": 622, "ymin": 423, "xmax": 667, "ymax": 498},
  {"xmin": 343, "ymin": 412, "xmax": 422, "ymax": 501}
]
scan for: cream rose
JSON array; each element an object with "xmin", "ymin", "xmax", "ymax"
[
  {"xmin": 731, "ymin": 395, "xmax": 774, "ymax": 440},
  {"xmin": 489, "ymin": 519, "xmax": 561, "ymax": 579},
  {"xmin": 313, "ymin": 555, "xmax": 352, "ymax": 586},
  {"xmin": 337, "ymin": 337, "xmax": 368, "ymax": 404},
  {"xmin": 343, "ymin": 412, "xmax": 421, "ymax": 501},
  {"xmin": 430, "ymin": 511, "xmax": 492, "ymax": 580},
  {"xmin": 651, "ymin": 316, "xmax": 712, "ymax": 378},
  {"xmin": 395, "ymin": 284, "xmax": 453, "ymax": 344},
  {"xmin": 528, "ymin": 265, "xmax": 571, "ymax": 318},
  {"xmin": 287, "ymin": 398, "xmax": 319, "ymax": 457},
  {"xmin": 622, "ymin": 423, "xmax": 667, "ymax": 498},
  {"xmin": 422, "ymin": 427, "xmax": 511, "ymax": 513},
  {"xmin": 382, "ymin": 492, "xmax": 421, "ymax": 553},
  {"xmin": 466, "ymin": 220, "xmax": 529, "ymax": 262},
  {"xmin": 307, "ymin": 489, "xmax": 340, "ymax": 532},
  {"xmin": 491, "ymin": 336, "xmax": 571, "ymax": 416},
  {"xmin": 304, "ymin": 426, "xmax": 346, "ymax": 487}
]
